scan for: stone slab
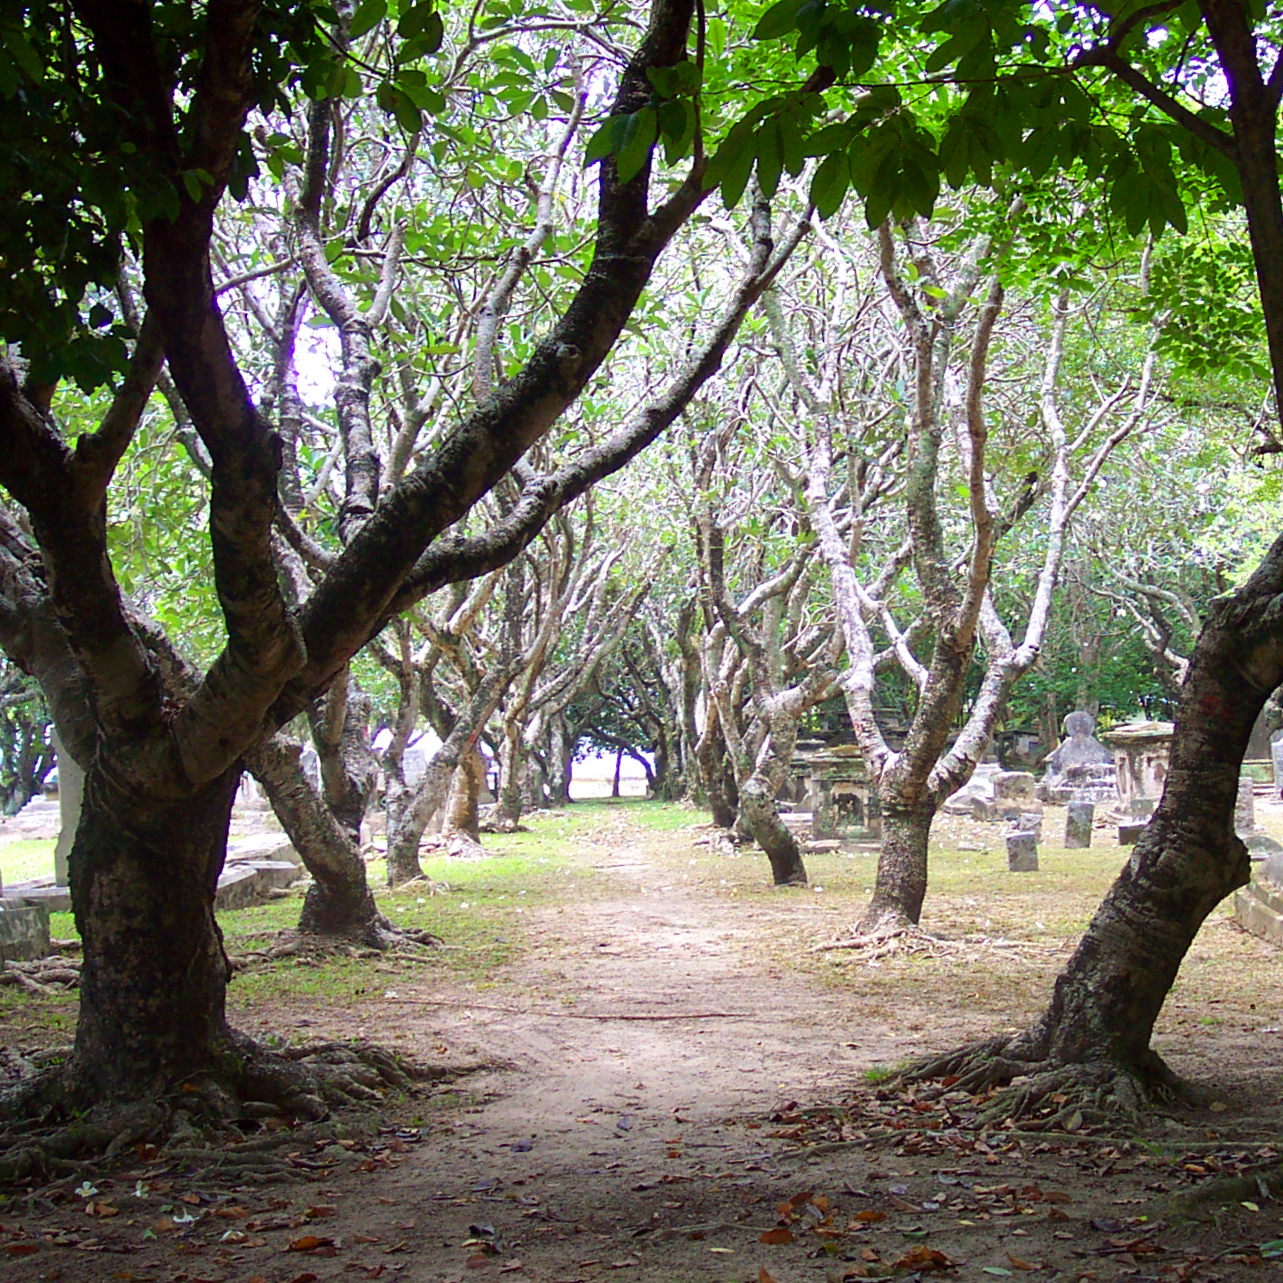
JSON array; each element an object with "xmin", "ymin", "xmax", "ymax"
[
  {"xmin": 7, "ymin": 882, "xmax": 71, "ymax": 913},
  {"xmin": 1118, "ymin": 821, "xmax": 1147, "ymax": 846},
  {"xmin": 214, "ymin": 862, "xmax": 303, "ymax": 912},
  {"xmin": 227, "ymin": 834, "xmax": 301, "ymax": 867},
  {"xmin": 1234, "ymin": 883, "xmax": 1283, "ymax": 945},
  {"xmin": 0, "ymin": 898, "xmax": 52, "ymax": 962}
]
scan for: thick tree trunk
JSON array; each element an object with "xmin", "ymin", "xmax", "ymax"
[
  {"xmin": 739, "ymin": 777, "xmax": 806, "ymax": 886},
  {"xmin": 248, "ymin": 737, "xmax": 387, "ymax": 943},
  {"xmin": 71, "ymin": 763, "xmax": 238, "ymax": 1099},
  {"xmin": 858, "ymin": 799, "xmax": 933, "ymax": 933},
  {"xmin": 385, "ymin": 773, "xmax": 439, "ymax": 884}
]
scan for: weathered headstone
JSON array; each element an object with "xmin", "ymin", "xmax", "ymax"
[
  {"xmin": 0, "ymin": 899, "xmax": 51, "ymax": 962},
  {"xmin": 1007, "ymin": 832, "xmax": 1038, "ymax": 872},
  {"xmin": 993, "ymin": 771, "xmax": 1037, "ymax": 802},
  {"xmin": 1010, "ymin": 811, "xmax": 1043, "ymax": 840},
  {"xmin": 1118, "ymin": 820, "xmax": 1147, "ymax": 846},
  {"xmin": 1065, "ymin": 801, "xmax": 1094, "ymax": 849}
]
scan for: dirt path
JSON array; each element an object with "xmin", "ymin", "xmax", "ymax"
[{"xmin": 5, "ymin": 812, "xmax": 1280, "ymax": 1282}]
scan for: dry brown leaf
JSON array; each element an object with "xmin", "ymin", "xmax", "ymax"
[
  {"xmin": 759, "ymin": 1268, "xmax": 779, "ymax": 1283},
  {"xmin": 851, "ymin": 1210, "xmax": 887, "ymax": 1224},
  {"xmin": 759, "ymin": 1227, "xmax": 795, "ymax": 1245},
  {"xmin": 1008, "ymin": 1254, "xmax": 1037, "ymax": 1270},
  {"xmin": 287, "ymin": 1234, "xmax": 333, "ymax": 1252},
  {"xmin": 4, "ymin": 1244, "xmax": 39, "ymax": 1256},
  {"xmin": 894, "ymin": 1245, "xmax": 956, "ymax": 1271}
]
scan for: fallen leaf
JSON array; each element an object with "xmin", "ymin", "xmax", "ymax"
[
  {"xmin": 305, "ymin": 1205, "xmax": 337, "ymax": 1219},
  {"xmin": 851, "ymin": 1210, "xmax": 887, "ymax": 1224},
  {"xmin": 759, "ymin": 1268, "xmax": 779, "ymax": 1283},
  {"xmin": 4, "ymin": 1244, "xmax": 39, "ymax": 1256},
  {"xmin": 759, "ymin": 1227, "xmax": 795, "ymax": 1245},
  {"xmin": 288, "ymin": 1234, "xmax": 333, "ymax": 1252},
  {"xmin": 1007, "ymin": 1254, "xmax": 1037, "ymax": 1270},
  {"xmin": 894, "ymin": 1245, "xmax": 956, "ymax": 1271},
  {"xmin": 466, "ymin": 1254, "xmax": 492, "ymax": 1269}
]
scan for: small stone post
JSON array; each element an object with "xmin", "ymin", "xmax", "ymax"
[
  {"xmin": 1235, "ymin": 776, "xmax": 1256, "ymax": 836},
  {"xmin": 1065, "ymin": 801, "xmax": 1094, "ymax": 849},
  {"xmin": 1006, "ymin": 832, "xmax": 1039, "ymax": 872}
]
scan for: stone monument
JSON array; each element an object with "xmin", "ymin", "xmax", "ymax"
[
  {"xmin": 1101, "ymin": 720, "xmax": 1173, "ymax": 817},
  {"xmin": 1037, "ymin": 711, "xmax": 1117, "ymax": 804}
]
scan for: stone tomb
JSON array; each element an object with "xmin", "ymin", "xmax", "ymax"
[
  {"xmin": 799, "ymin": 745, "xmax": 881, "ymax": 839},
  {"xmin": 1101, "ymin": 720, "xmax": 1173, "ymax": 818}
]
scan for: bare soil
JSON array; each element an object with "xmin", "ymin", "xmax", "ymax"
[{"xmin": 4, "ymin": 808, "xmax": 1283, "ymax": 1283}]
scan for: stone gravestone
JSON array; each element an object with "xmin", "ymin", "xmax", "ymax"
[
  {"xmin": 1037, "ymin": 711, "xmax": 1117, "ymax": 804},
  {"xmin": 1233, "ymin": 772, "xmax": 1283, "ymax": 860},
  {"xmin": 1234, "ymin": 850, "xmax": 1283, "ymax": 944},
  {"xmin": 1065, "ymin": 801, "xmax": 1094, "ymax": 849},
  {"xmin": 1007, "ymin": 831, "xmax": 1038, "ymax": 872}
]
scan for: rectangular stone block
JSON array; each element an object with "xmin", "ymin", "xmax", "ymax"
[
  {"xmin": 1065, "ymin": 801, "xmax": 1094, "ymax": 849},
  {"xmin": 0, "ymin": 898, "xmax": 52, "ymax": 962},
  {"xmin": 1006, "ymin": 833, "xmax": 1039, "ymax": 872}
]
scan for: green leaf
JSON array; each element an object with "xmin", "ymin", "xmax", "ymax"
[
  {"xmin": 754, "ymin": 0, "xmax": 803, "ymax": 41},
  {"xmin": 348, "ymin": 0, "xmax": 386, "ymax": 39},
  {"xmin": 809, "ymin": 149, "xmax": 849, "ymax": 218},
  {"xmin": 584, "ymin": 114, "xmax": 627, "ymax": 165},
  {"xmin": 615, "ymin": 106, "xmax": 658, "ymax": 183},
  {"xmin": 757, "ymin": 118, "xmax": 783, "ymax": 199},
  {"xmin": 398, "ymin": 1, "xmax": 437, "ymax": 38}
]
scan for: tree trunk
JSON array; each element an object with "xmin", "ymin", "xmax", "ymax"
[
  {"xmin": 858, "ymin": 799, "xmax": 933, "ymax": 933},
  {"xmin": 443, "ymin": 748, "xmax": 484, "ymax": 840},
  {"xmin": 71, "ymin": 762, "xmax": 238, "ymax": 1100},
  {"xmin": 612, "ymin": 748, "xmax": 623, "ymax": 797},
  {"xmin": 493, "ymin": 725, "xmax": 525, "ymax": 830},
  {"xmin": 385, "ymin": 772, "xmax": 439, "ymax": 884},
  {"xmin": 695, "ymin": 709, "xmax": 738, "ymax": 829},
  {"xmin": 248, "ymin": 737, "xmax": 386, "ymax": 943},
  {"xmin": 739, "ymin": 777, "xmax": 807, "ymax": 886}
]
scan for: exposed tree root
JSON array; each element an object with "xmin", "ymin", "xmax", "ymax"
[
  {"xmin": 0, "ymin": 1034, "xmax": 436, "ymax": 1185},
  {"xmin": 816, "ymin": 920, "xmax": 938, "ymax": 958},
  {"xmin": 229, "ymin": 923, "xmax": 441, "ymax": 973},
  {"xmin": 902, "ymin": 1034, "xmax": 1187, "ymax": 1132},
  {"xmin": 1, "ymin": 955, "xmax": 82, "ymax": 992},
  {"xmin": 815, "ymin": 931, "xmax": 1067, "ymax": 962},
  {"xmin": 423, "ymin": 831, "xmax": 490, "ymax": 860},
  {"xmin": 1163, "ymin": 1161, "xmax": 1283, "ymax": 1219}
]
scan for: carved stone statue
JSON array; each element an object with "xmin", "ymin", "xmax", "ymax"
[{"xmin": 1037, "ymin": 711, "xmax": 1117, "ymax": 804}]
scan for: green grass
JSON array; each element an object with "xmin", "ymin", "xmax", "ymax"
[{"xmin": 0, "ymin": 837, "xmax": 56, "ymax": 884}]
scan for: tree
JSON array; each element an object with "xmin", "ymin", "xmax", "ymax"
[
  {"xmin": 763, "ymin": 0, "xmax": 1283, "ymax": 1118},
  {"xmin": 0, "ymin": 0, "xmax": 809, "ymax": 1134}
]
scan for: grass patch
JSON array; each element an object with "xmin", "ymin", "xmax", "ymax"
[{"xmin": 0, "ymin": 837, "xmax": 56, "ymax": 884}]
